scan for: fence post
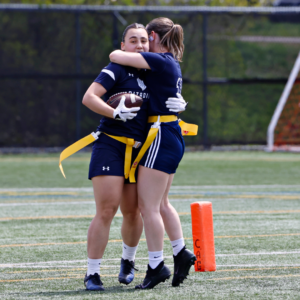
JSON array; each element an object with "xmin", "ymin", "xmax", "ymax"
[
  {"xmin": 75, "ymin": 12, "xmax": 81, "ymax": 141},
  {"xmin": 202, "ymin": 13, "xmax": 208, "ymax": 149},
  {"xmin": 113, "ymin": 12, "xmax": 119, "ymax": 50}
]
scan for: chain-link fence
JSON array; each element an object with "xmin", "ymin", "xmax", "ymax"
[{"xmin": 1, "ymin": 5, "xmax": 300, "ymax": 147}]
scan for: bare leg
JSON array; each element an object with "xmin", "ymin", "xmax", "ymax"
[
  {"xmin": 135, "ymin": 166, "xmax": 172, "ymax": 290},
  {"xmin": 158, "ymin": 177, "xmax": 196, "ymax": 288},
  {"xmin": 160, "ymin": 174, "xmax": 183, "ymax": 241},
  {"xmin": 120, "ymin": 183, "xmax": 143, "ymax": 247},
  {"xmin": 137, "ymin": 166, "xmax": 169, "ymax": 251},
  {"xmin": 87, "ymin": 176, "xmax": 124, "ymax": 259}
]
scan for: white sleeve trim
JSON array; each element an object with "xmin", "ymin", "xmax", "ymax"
[{"xmin": 101, "ymin": 69, "xmax": 115, "ymax": 80}]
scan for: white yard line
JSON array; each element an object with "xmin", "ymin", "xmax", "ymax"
[
  {"xmin": 216, "ymin": 250, "xmax": 300, "ymax": 257},
  {"xmin": 0, "ymin": 257, "xmax": 155, "ymax": 268},
  {"xmin": 1, "ymin": 251, "xmax": 299, "ymax": 269},
  {"xmin": 1, "ymin": 196, "xmax": 299, "ymax": 207},
  {"xmin": 217, "ymin": 264, "xmax": 300, "ymax": 267}
]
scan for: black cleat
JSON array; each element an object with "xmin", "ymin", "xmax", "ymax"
[
  {"xmin": 118, "ymin": 258, "xmax": 137, "ymax": 285},
  {"xmin": 84, "ymin": 273, "xmax": 105, "ymax": 291},
  {"xmin": 172, "ymin": 246, "xmax": 196, "ymax": 287},
  {"xmin": 135, "ymin": 261, "xmax": 171, "ymax": 289}
]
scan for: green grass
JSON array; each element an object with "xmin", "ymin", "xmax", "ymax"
[
  {"xmin": 0, "ymin": 151, "xmax": 300, "ymax": 299},
  {"xmin": 1, "ymin": 151, "xmax": 300, "ymax": 187}
]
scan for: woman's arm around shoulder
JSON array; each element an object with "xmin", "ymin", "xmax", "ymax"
[{"xmin": 109, "ymin": 50, "xmax": 151, "ymax": 69}]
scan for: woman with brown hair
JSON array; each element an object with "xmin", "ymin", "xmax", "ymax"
[
  {"xmin": 110, "ymin": 17, "xmax": 196, "ymax": 289},
  {"xmin": 82, "ymin": 23, "xmax": 149, "ymax": 291}
]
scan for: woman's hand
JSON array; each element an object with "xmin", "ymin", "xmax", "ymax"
[
  {"xmin": 113, "ymin": 96, "xmax": 140, "ymax": 122},
  {"xmin": 166, "ymin": 93, "xmax": 188, "ymax": 113}
]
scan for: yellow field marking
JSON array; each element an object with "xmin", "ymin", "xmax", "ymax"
[
  {"xmin": 0, "ymin": 274, "xmax": 120, "ymax": 283},
  {"xmin": 8, "ymin": 266, "xmax": 300, "ymax": 275},
  {"xmin": 0, "ymin": 241, "xmax": 87, "ymax": 248},
  {"xmin": 0, "ymin": 191, "xmax": 79, "ymax": 196},
  {"xmin": 214, "ymin": 233, "xmax": 300, "ymax": 239},
  {"xmin": 0, "ymin": 215, "xmax": 95, "ymax": 221},
  {"xmin": 208, "ymin": 274, "xmax": 300, "ymax": 281},
  {"xmin": 216, "ymin": 266, "xmax": 300, "ymax": 272},
  {"xmin": 2, "ymin": 208, "xmax": 299, "ymax": 222},
  {"xmin": 231, "ymin": 195, "xmax": 300, "ymax": 200},
  {"xmin": 1, "ymin": 233, "xmax": 299, "ymax": 248},
  {"xmin": 0, "ymin": 238, "xmax": 148, "ymax": 248},
  {"xmin": 3, "ymin": 272, "xmax": 300, "ymax": 283},
  {"xmin": 1, "ymin": 194, "xmax": 299, "ymax": 205}
]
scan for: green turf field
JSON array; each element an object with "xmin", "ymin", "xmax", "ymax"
[{"xmin": 0, "ymin": 151, "xmax": 300, "ymax": 299}]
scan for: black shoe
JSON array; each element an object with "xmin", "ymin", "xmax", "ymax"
[
  {"xmin": 84, "ymin": 273, "xmax": 105, "ymax": 291},
  {"xmin": 118, "ymin": 258, "xmax": 137, "ymax": 285},
  {"xmin": 172, "ymin": 246, "xmax": 196, "ymax": 287},
  {"xmin": 135, "ymin": 261, "xmax": 171, "ymax": 290}
]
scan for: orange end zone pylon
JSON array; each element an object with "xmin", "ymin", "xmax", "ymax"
[{"xmin": 190, "ymin": 201, "xmax": 216, "ymax": 272}]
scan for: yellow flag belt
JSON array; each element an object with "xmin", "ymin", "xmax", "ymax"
[
  {"xmin": 128, "ymin": 116, "xmax": 198, "ymax": 183},
  {"xmin": 59, "ymin": 132, "xmax": 100, "ymax": 178},
  {"xmin": 59, "ymin": 132, "xmax": 138, "ymax": 180},
  {"xmin": 59, "ymin": 116, "xmax": 198, "ymax": 183}
]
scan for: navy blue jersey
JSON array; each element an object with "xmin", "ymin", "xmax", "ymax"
[
  {"xmin": 94, "ymin": 62, "xmax": 150, "ymax": 142},
  {"xmin": 140, "ymin": 52, "xmax": 182, "ymax": 116}
]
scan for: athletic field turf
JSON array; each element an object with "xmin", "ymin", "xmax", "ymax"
[{"xmin": 0, "ymin": 151, "xmax": 300, "ymax": 299}]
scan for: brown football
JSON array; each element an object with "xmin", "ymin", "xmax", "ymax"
[{"xmin": 107, "ymin": 92, "xmax": 143, "ymax": 109}]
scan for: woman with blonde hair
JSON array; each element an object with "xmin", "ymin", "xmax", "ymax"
[{"xmin": 110, "ymin": 17, "xmax": 196, "ymax": 289}]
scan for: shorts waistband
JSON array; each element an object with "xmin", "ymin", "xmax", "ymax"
[
  {"xmin": 148, "ymin": 115, "xmax": 178, "ymax": 123},
  {"xmin": 103, "ymin": 133, "xmax": 142, "ymax": 149}
]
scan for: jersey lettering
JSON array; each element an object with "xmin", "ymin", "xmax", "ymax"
[{"xmin": 119, "ymin": 90, "xmax": 150, "ymax": 99}]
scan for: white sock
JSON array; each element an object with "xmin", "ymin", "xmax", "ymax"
[
  {"xmin": 171, "ymin": 238, "xmax": 185, "ymax": 256},
  {"xmin": 87, "ymin": 258, "xmax": 102, "ymax": 276},
  {"xmin": 148, "ymin": 250, "xmax": 163, "ymax": 269},
  {"xmin": 122, "ymin": 242, "xmax": 138, "ymax": 262}
]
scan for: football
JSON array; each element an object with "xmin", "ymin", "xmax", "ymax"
[{"xmin": 107, "ymin": 92, "xmax": 143, "ymax": 109}]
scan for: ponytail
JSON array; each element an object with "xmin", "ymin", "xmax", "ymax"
[{"xmin": 146, "ymin": 18, "xmax": 184, "ymax": 62}]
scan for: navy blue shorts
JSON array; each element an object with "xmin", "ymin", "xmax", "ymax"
[
  {"xmin": 89, "ymin": 133, "xmax": 142, "ymax": 183},
  {"xmin": 140, "ymin": 121, "xmax": 185, "ymax": 174}
]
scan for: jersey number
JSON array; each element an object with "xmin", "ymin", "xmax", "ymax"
[{"xmin": 177, "ymin": 78, "xmax": 183, "ymax": 94}]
